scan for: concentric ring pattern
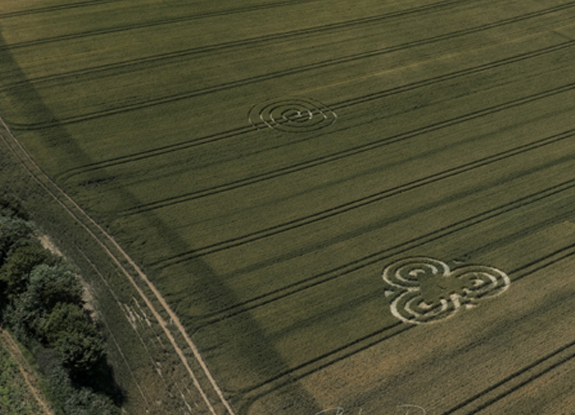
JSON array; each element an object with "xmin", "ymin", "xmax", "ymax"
[{"xmin": 249, "ymin": 98, "xmax": 337, "ymax": 133}]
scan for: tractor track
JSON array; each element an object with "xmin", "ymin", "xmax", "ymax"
[{"xmin": 0, "ymin": 116, "xmax": 236, "ymax": 415}]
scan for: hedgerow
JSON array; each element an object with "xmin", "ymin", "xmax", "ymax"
[{"xmin": 0, "ymin": 198, "xmax": 121, "ymax": 415}]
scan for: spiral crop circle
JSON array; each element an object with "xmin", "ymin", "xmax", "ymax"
[
  {"xmin": 455, "ymin": 266, "xmax": 510, "ymax": 299},
  {"xmin": 249, "ymin": 98, "xmax": 337, "ymax": 133},
  {"xmin": 383, "ymin": 257, "xmax": 449, "ymax": 289}
]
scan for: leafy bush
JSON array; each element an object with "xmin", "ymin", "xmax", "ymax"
[
  {"xmin": 0, "ymin": 240, "xmax": 61, "ymax": 295},
  {"xmin": 27, "ymin": 264, "xmax": 84, "ymax": 311},
  {"xmin": 0, "ymin": 193, "xmax": 29, "ymax": 220},
  {"xmin": 56, "ymin": 332, "xmax": 106, "ymax": 380},
  {"xmin": 63, "ymin": 387, "xmax": 119, "ymax": 415},
  {"xmin": 48, "ymin": 364, "xmax": 119, "ymax": 415},
  {"xmin": 0, "ymin": 216, "xmax": 34, "ymax": 266},
  {"xmin": 2, "ymin": 291, "xmax": 44, "ymax": 342},
  {"xmin": 41, "ymin": 303, "xmax": 97, "ymax": 345},
  {"xmin": 0, "ymin": 211, "xmax": 123, "ymax": 414},
  {"xmin": 4, "ymin": 264, "xmax": 83, "ymax": 341}
]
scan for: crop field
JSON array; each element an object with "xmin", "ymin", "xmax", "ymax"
[
  {"xmin": 2, "ymin": 0, "xmax": 575, "ymax": 414},
  {"xmin": 0, "ymin": 328, "xmax": 53, "ymax": 415}
]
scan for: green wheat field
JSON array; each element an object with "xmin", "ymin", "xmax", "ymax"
[{"xmin": 2, "ymin": 0, "xmax": 575, "ymax": 414}]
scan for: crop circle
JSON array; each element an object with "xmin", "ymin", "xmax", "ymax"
[
  {"xmin": 382, "ymin": 257, "xmax": 510, "ymax": 324},
  {"xmin": 249, "ymin": 98, "xmax": 337, "ymax": 133}
]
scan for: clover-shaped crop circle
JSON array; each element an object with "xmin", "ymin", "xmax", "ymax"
[{"xmin": 382, "ymin": 257, "xmax": 510, "ymax": 324}]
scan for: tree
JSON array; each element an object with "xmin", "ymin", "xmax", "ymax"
[
  {"xmin": 41, "ymin": 302, "xmax": 97, "ymax": 345},
  {"xmin": 3, "ymin": 288, "xmax": 46, "ymax": 340},
  {"xmin": 0, "ymin": 216, "xmax": 33, "ymax": 265},
  {"xmin": 3, "ymin": 264, "xmax": 84, "ymax": 340},
  {"xmin": 56, "ymin": 332, "xmax": 106, "ymax": 380},
  {"xmin": 0, "ymin": 279, "xmax": 8, "ymax": 321},
  {"xmin": 27, "ymin": 264, "xmax": 84, "ymax": 311},
  {"xmin": 0, "ymin": 193, "xmax": 29, "ymax": 220},
  {"xmin": 63, "ymin": 386, "xmax": 119, "ymax": 415},
  {"xmin": 48, "ymin": 364, "xmax": 120, "ymax": 415},
  {"xmin": 0, "ymin": 240, "xmax": 61, "ymax": 295}
]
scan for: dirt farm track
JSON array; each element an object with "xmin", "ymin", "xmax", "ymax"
[{"xmin": 1, "ymin": 0, "xmax": 575, "ymax": 414}]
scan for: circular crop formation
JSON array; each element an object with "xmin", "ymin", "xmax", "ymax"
[
  {"xmin": 249, "ymin": 98, "xmax": 337, "ymax": 133},
  {"xmin": 382, "ymin": 257, "xmax": 510, "ymax": 324}
]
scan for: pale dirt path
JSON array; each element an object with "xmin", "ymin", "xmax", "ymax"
[
  {"xmin": 0, "ymin": 117, "xmax": 235, "ymax": 415},
  {"xmin": 0, "ymin": 328, "xmax": 55, "ymax": 415},
  {"xmin": 77, "ymin": 245, "xmax": 202, "ymax": 414}
]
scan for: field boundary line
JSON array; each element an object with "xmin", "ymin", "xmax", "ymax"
[
  {"xmin": 0, "ymin": 116, "xmax": 235, "ymax": 415},
  {"xmin": 76, "ymin": 248, "xmax": 156, "ymax": 408}
]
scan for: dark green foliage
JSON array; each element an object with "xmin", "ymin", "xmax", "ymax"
[
  {"xmin": 63, "ymin": 387, "xmax": 119, "ymax": 415},
  {"xmin": 2, "ymin": 291, "xmax": 45, "ymax": 341},
  {"xmin": 0, "ymin": 216, "xmax": 33, "ymax": 266},
  {"xmin": 0, "ymin": 281, "xmax": 7, "ymax": 319},
  {"xmin": 36, "ymin": 347, "xmax": 61, "ymax": 378},
  {"xmin": 4, "ymin": 264, "xmax": 83, "ymax": 340},
  {"xmin": 0, "ymin": 226, "xmax": 123, "ymax": 412},
  {"xmin": 27, "ymin": 264, "xmax": 84, "ymax": 312},
  {"xmin": 0, "ymin": 204, "xmax": 122, "ymax": 411},
  {"xmin": 0, "ymin": 240, "xmax": 61, "ymax": 295},
  {"xmin": 56, "ymin": 332, "xmax": 106, "ymax": 380},
  {"xmin": 41, "ymin": 303, "xmax": 97, "ymax": 345},
  {"xmin": 0, "ymin": 193, "xmax": 29, "ymax": 220},
  {"xmin": 48, "ymin": 364, "xmax": 119, "ymax": 415}
]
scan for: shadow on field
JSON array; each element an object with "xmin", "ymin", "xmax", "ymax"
[{"xmin": 0, "ymin": 25, "xmax": 320, "ymax": 415}]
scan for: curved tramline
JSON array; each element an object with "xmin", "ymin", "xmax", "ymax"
[{"xmin": 0, "ymin": 116, "xmax": 236, "ymax": 415}]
